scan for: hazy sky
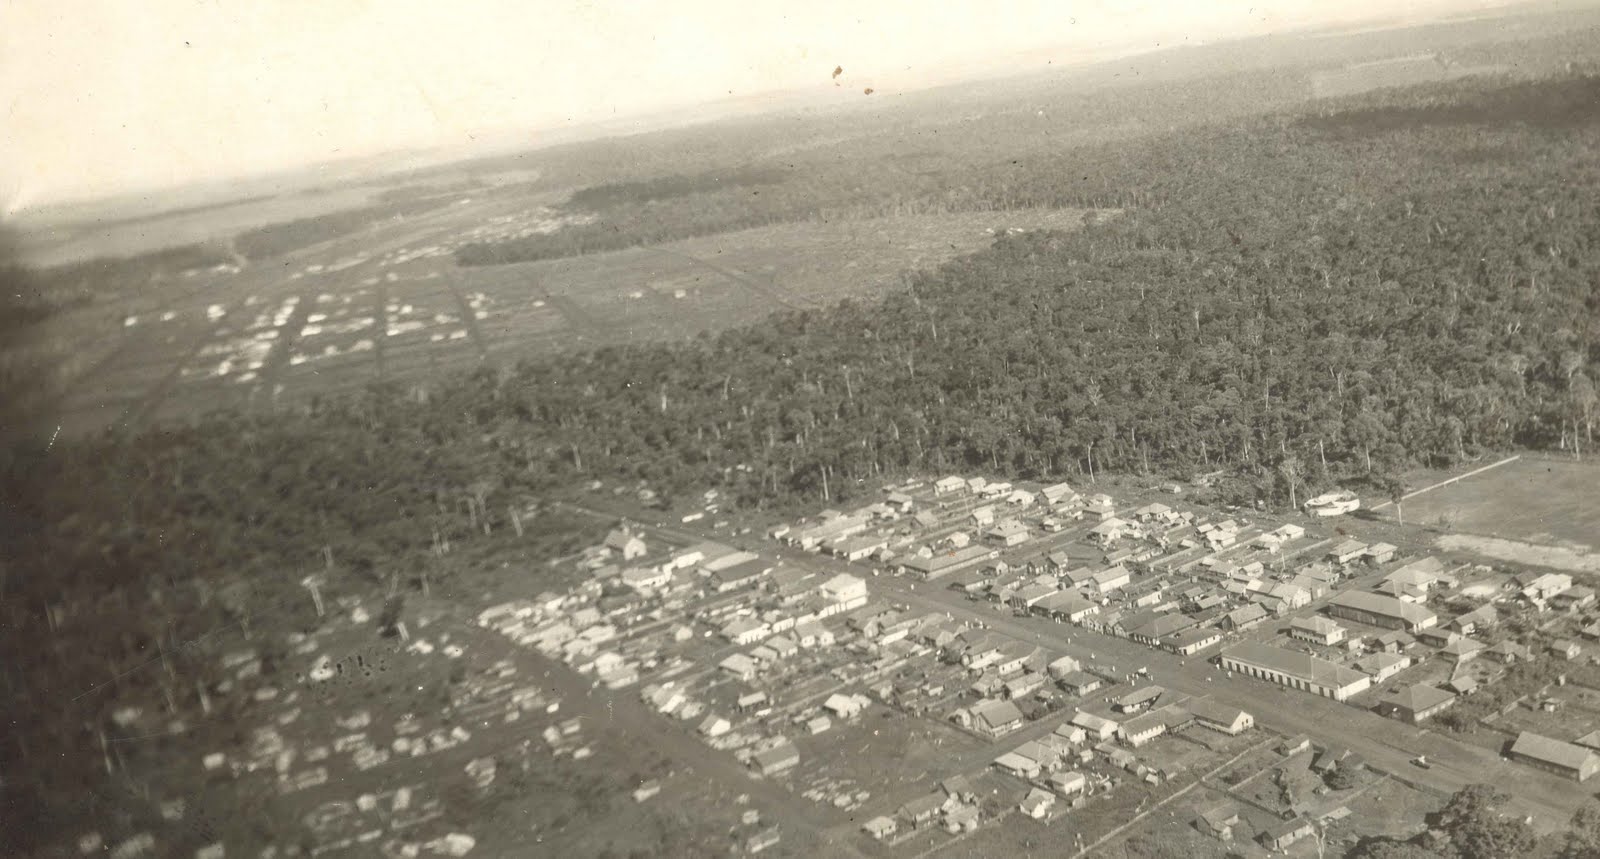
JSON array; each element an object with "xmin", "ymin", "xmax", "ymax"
[{"xmin": 1, "ymin": 0, "xmax": 1509, "ymax": 213}]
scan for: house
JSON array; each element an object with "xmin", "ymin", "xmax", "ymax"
[
  {"xmin": 934, "ymin": 475, "xmax": 968, "ymax": 495},
  {"xmin": 1041, "ymin": 482, "xmax": 1077, "ymax": 506},
  {"xmin": 1290, "ymin": 574, "xmax": 1330, "ymax": 601},
  {"xmin": 711, "ymin": 558, "xmax": 774, "ymax": 593},
  {"xmin": 735, "ymin": 691, "xmax": 769, "ymax": 713},
  {"xmin": 1048, "ymin": 770, "xmax": 1087, "ymax": 796},
  {"xmin": 721, "ymin": 617, "xmax": 770, "ymax": 646},
  {"xmin": 1162, "ymin": 627, "xmax": 1224, "ymax": 656},
  {"xmin": 1373, "ymin": 630, "xmax": 1414, "ymax": 653},
  {"xmin": 1187, "ymin": 698, "xmax": 1255, "ymax": 735},
  {"xmin": 1119, "ymin": 711, "xmax": 1168, "ymax": 747},
  {"xmin": 1011, "ymin": 583, "xmax": 1061, "ymax": 611},
  {"xmin": 1196, "ymin": 805, "xmax": 1241, "ymax": 841},
  {"xmin": 1085, "ymin": 494, "xmax": 1116, "ymax": 521},
  {"xmin": 1452, "ymin": 605, "xmax": 1498, "ymax": 635},
  {"xmin": 1355, "ymin": 652, "xmax": 1411, "ymax": 683},
  {"xmin": 1225, "ymin": 604, "xmax": 1269, "ymax": 631},
  {"xmin": 1260, "ymin": 817, "xmax": 1316, "ymax": 851},
  {"xmin": 898, "ymin": 544, "xmax": 999, "ymax": 581},
  {"xmin": 1554, "ymin": 586, "xmax": 1597, "ymax": 612},
  {"xmin": 1266, "ymin": 583, "xmax": 1312, "ymax": 612},
  {"xmin": 1057, "ymin": 671, "xmax": 1104, "ymax": 697},
  {"xmin": 1552, "ymin": 640, "xmax": 1584, "ymax": 660},
  {"xmin": 941, "ymin": 775, "xmax": 979, "ymax": 805},
  {"xmin": 719, "ymin": 653, "xmax": 759, "ymax": 681},
  {"xmin": 1005, "ymin": 673, "xmax": 1048, "ymax": 700},
  {"xmin": 1441, "ymin": 638, "xmax": 1485, "ymax": 663},
  {"xmin": 971, "ymin": 699, "xmax": 1026, "ymax": 737},
  {"xmin": 1087, "ymin": 517, "xmax": 1138, "ymax": 547},
  {"xmin": 899, "ymin": 794, "xmax": 946, "ymax": 828},
  {"xmin": 1019, "ymin": 787, "xmax": 1057, "ymax": 819},
  {"xmin": 1071, "ymin": 711, "xmax": 1120, "ymax": 741},
  {"xmin": 698, "ymin": 715, "xmax": 731, "ymax": 737},
  {"xmin": 1113, "ymin": 685, "xmax": 1167, "ymax": 714},
  {"xmin": 1128, "ymin": 613, "xmax": 1198, "ymax": 647},
  {"xmin": 942, "ymin": 804, "xmax": 981, "ymax": 834},
  {"xmin": 1088, "ymin": 566, "xmax": 1132, "ymax": 595},
  {"xmin": 1363, "ymin": 543, "xmax": 1399, "ymax": 565},
  {"xmin": 752, "ymin": 742, "xmax": 800, "ymax": 776},
  {"xmin": 994, "ymin": 751, "xmax": 1042, "ymax": 780},
  {"xmin": 1218, "ymin": 642, "xmax": 1371, "ymax": 701},
  {"xmin": 1487, "ymin": 640, "xmax": 1534, "ymax": 664},
  {"xmin": 620, "ymin": 566, "xmax": 671, "ymax": 591},
  {"xmin": 970, "ymin": 505, "xmax": 997, "ymax": 527},
  {"xmin": 604, "ymin": 529, "xmax": 647, "ymax": 561},
  {"xmin": 1376, "ymin": 579, "xmax": 1431, "ymax": 603},
  {"xmin": 1327, "ymin": 591, "xmax": 1438, "ymax": 632},
  {"xmin": 1326, "ymin": 540, "xmax": 1369, "ymax": 565},
  {"xmin": 1378, "ymin": 684, "xmax": 1456, "ymax": 724},
  {"xmin": 831, "ymin": 535, "xmax": 888, "ymax": 563},
  {"xmin": 792, "ymin": 621, "xmax": 835, "ymax": 649},
  {"xmin": 1523, "ymin": 573, "xmax": 1574, "ymax": 605},
  {"xmin": 818, "ymin": 573, "xmax": 868, "ymax": 606},
  {"xmin": 765, "ymin": 635, "xmax": 798, "ymax": 659},
  {"xmin": 1036, "ymin": 591, "xmax": 1101, "ymax": 624},
  {"xmin": 1289, "ymin": 616, "xmax": 1347, "ymax": 646},
  {"xmin": 823, "ymin": 693, "xmax": 868, "ymax": 720},
  {"xmin": 1047, "ymin": 655, "xmax": 1083, "ymax": 679},
  {"xmin": 984, "ymin": 519, "xmax": 1031, "ymax": 547},
  {"xmin": 1509, "ymin": 732, "xmax": 1600, "ymax": 781},
  {"xmin": 862, "ymin": 816, "xmax": 898, "ymax": 840}
]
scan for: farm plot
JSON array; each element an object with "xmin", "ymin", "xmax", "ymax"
[{"xmin": 33, "ymin": 206, "xmax": 1108, "ymax": 436}]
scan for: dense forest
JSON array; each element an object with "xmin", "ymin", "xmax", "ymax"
[{"xmin": 4, "ymin": 71, "xmax": 1600, "ymax": 852}]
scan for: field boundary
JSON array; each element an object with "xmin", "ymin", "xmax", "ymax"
[{"xmin": 1372, "ymin": 455, "xmax": 1521, "ymax": 511}]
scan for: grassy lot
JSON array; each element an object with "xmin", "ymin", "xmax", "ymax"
[
  {"xmin": 1396, "ymin": 457, "xmax": 1600, "ymax": 550},
  {"xmin": 792, "ymin": 705, "xmax": 983, "ymax": 804}
]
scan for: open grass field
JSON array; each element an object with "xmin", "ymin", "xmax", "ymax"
[
  {"xmin": 22, "ymin": 205, "xmax": 1100, "ymax": 438},
  {"xmin": 1394, "ymin": 456, "xmax": 1599, "ymax": 550}
]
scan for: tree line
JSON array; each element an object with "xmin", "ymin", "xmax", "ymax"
[{"xmin": 3, "ymin": 70, "xmax": 1600, "ymax": 852}]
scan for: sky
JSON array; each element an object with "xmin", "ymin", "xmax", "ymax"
[{"xmin": 0, "ymin": 0, "xmax": 1514, "ymax": 214}]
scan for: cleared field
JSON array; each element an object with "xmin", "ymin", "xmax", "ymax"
[
  {"xmin": 1395, "ymin": 456, "xmax": 1599, "ymax": 550},
  {"xmin": 27, "ymin": 206, "xmax": 1101, "ymax": 436}
]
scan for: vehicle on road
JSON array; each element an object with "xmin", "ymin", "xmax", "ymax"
[{"xmin": 1412, "ymin": 756, "xmax": 1431, "ymax": 769}]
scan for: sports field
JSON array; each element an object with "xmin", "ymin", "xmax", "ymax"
[{"xmin": 1396, "ymin": 456, "xmax": 1599, "ymax": 550}]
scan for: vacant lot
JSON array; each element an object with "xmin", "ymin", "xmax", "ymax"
[
  {"xmin": 1395, "ymin": 457, "xmax": 1599, "ymax": 551},
  {"xmin": 25, "ymin": 206, "xmax": 1102, "ymax": 437}
]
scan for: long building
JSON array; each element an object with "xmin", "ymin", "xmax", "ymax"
[
  {"xmin": 1509, "ymin": 731, "xmax": 1600, "ymax": 782},
  {"xmin": 1326, "ymin": 591, "xmax": 1438, "ymax": 632},
  {"xmin": 1218, "ymin": 642, "xmax": 1371, "ymax": 702},
  {"xmin": 897, "ymin": 545, "xmax": 1000, "ymax": 580}
]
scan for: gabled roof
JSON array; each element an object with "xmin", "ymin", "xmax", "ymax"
[
  {"xmin": 1511, "ymin": 732, "xmax": 1597, "ymax": 771},
  {"xmin": 1187, "ymin": 697, "xmax": 1250, "ymax": 727},
  {"xmin": 1382, "ymin": 684, "xmax": 1455, "ymax": 713},
  {"xmin": 1221, "ymin": 642, "xmax": 1368, "ymax": 690}
]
